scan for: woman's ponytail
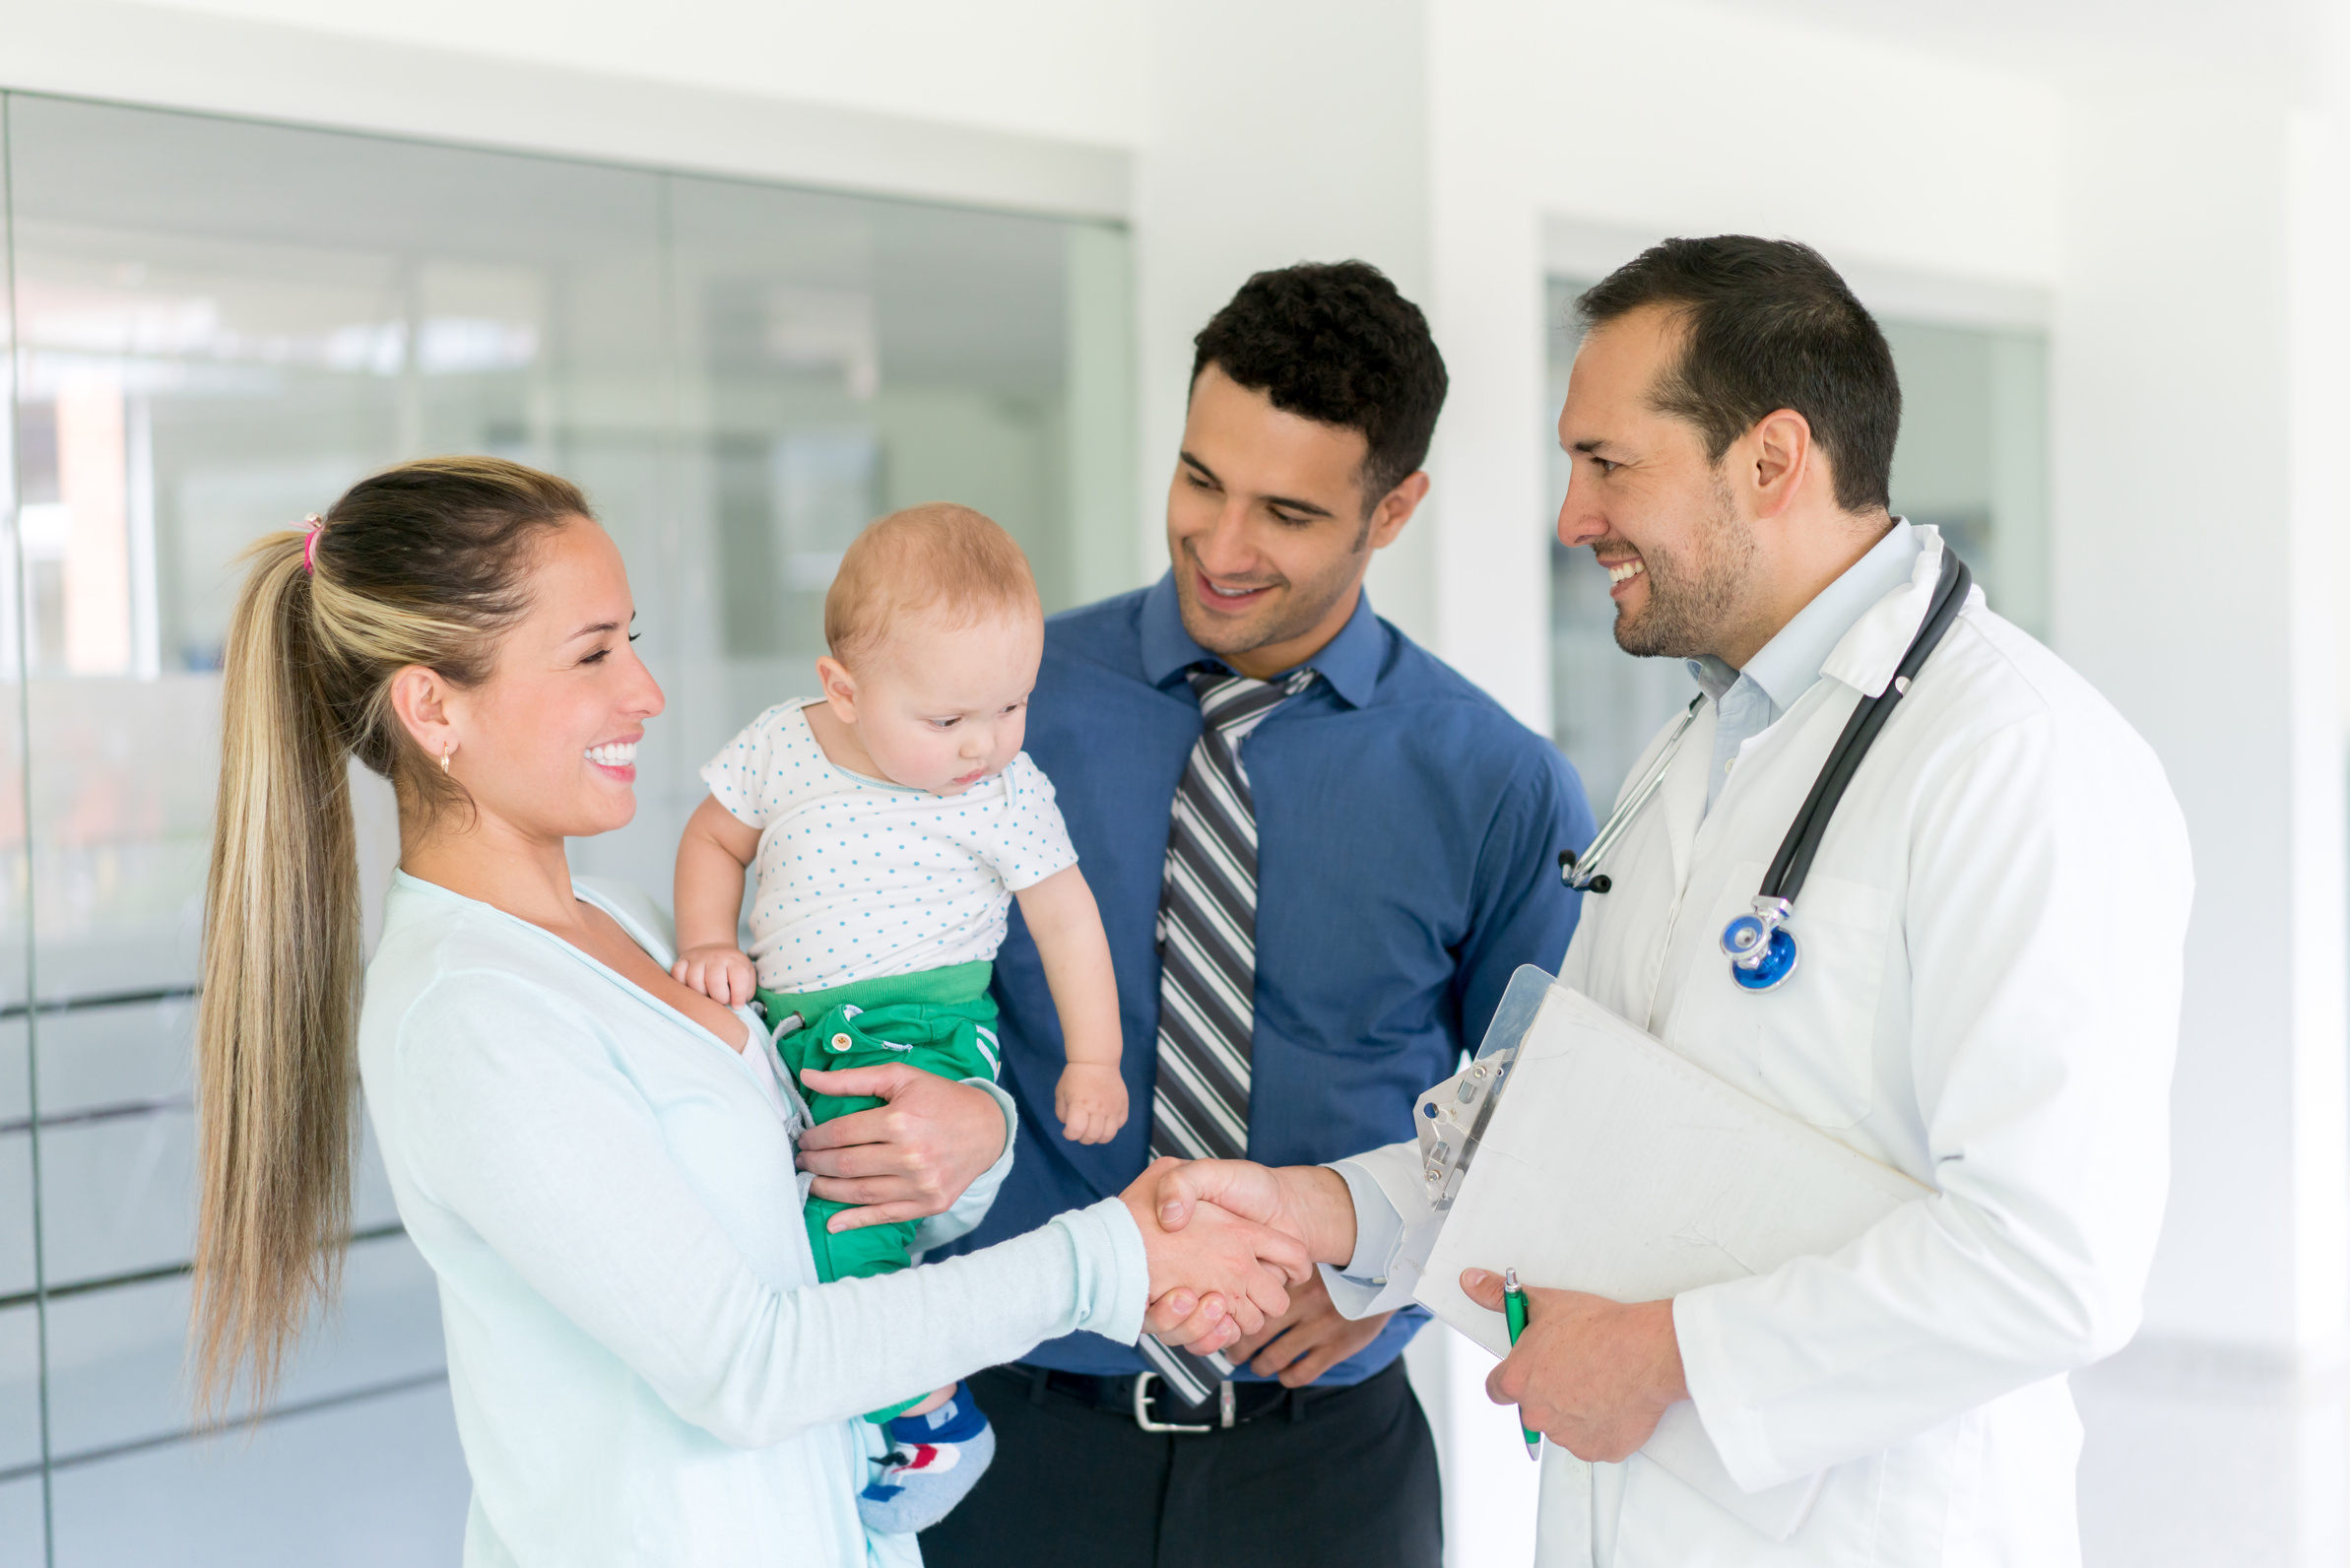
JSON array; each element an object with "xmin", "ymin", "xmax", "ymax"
[
  {"xmin": 193, "ymin": 531, "xmax": 363, "ymax": 1416},
  {"xmin": 191, "ymin": 457, "xmax": 589, "ymax": 1416}
]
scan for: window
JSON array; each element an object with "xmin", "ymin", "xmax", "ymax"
[{"xmin": 0, "ymin": 92, "xmax": 1135, "ymax": 1560}]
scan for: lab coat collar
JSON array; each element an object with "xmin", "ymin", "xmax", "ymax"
[
  {"xmin": 1656, "ymin": 522, "xmax": 1931, "ymax": 908},
  {"xmin": 1687, "ymin": 520, "xmax": 1925, "ymax": 715},
  {"xmin": 1821, "ymin": 523, "xmax": 1984, "ymax": 698}
]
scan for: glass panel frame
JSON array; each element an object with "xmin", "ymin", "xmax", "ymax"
[{"xmin": 0, "ymin": 85, "xmax": 1140, "ymax": 1564}]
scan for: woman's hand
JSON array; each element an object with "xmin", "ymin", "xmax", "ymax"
[
  {"xmin": 1120, "ymin": 1158, "xmax": 1313, "ymax": 1354},
  {"xmin": 1139, "ymin": 1159, "xmax": 1359, "ymax": 1350},
  {"xmin": 795, "ymin": 1066, "xmax": 1010, "ymax": 1230}
]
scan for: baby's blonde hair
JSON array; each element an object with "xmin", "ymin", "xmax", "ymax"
[{"xmin": 824, "ymin": 503, "xmax": 1041, "ymax": 669}]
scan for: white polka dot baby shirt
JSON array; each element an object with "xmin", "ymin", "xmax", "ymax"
[{"xmin": 700, "ymin": 698, "xmax": 1080, "ymax": 993}]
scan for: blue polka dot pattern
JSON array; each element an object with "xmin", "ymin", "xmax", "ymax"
[{"xmin": 699, "ymin": 698, "xmax": 1080, "ymax": 992}]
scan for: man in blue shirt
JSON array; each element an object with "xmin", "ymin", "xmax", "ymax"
[{"xmin": 923, "ymin": 261, "xmax": 1595, "ymax": 1568}]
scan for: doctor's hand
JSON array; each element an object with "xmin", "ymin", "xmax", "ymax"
[
  {"xmin": 1122, "ymin": 1158, "xmax": 1312, "ymax": 1354},
  {"xmin": 794, "ymin": 1067, "xmax": 1007, "ymax": 1230},
  {"xmin": 1461, "ymin": 1269, "xmax": 1689, "ymax": 1464},
  {"xmin": 1145, "ymin": 1159, "xmax": 1359, "ymax": 1266}
]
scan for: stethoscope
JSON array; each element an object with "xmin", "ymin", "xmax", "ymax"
[{"xmin": 1559, "ymin": 549, "xmax": 1973, "ymax": 994}]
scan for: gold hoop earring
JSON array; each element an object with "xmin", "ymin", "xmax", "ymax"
[{"xmin": 441, "ymin": 743, "xmax": 454, "ymax": 774}]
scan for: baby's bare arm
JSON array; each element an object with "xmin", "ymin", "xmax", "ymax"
[
  {"xmin": 673, "ymin": 796, "xmax": 762, "ymax": 1003},
  {"xmin": 1015, "ymin": 866, "xmax": 1122, "ymax": 1068}
]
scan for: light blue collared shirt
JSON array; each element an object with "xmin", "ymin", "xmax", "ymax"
[{"xmin": 1688, "ymin": 520, "xmax": 1923, "ymax": 815}]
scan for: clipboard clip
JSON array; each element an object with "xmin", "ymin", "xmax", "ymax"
[
  {"xmin": 1416, "ymin": 963, "xmax": 1553, "ymax": 1209},
  {"xmin": 1417, "ymin": 1055, "xmax": 1515, "ymax": 1208}
]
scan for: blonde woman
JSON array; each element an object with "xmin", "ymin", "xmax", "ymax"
[{"xmin": 193, "ymin": 457, "xmax": 1304, "ymax": 1567}]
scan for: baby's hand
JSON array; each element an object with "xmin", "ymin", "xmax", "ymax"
[
  {"xmin": 672, "ymin": 944, "xmax": 758, "ymax": 1008},
  {"xmin": 1056, "ymin": 1062, "xmax": 1129, "ymax": 1144}
]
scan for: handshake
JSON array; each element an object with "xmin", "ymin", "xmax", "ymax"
[
  {"xmin": 1115, "ymin": 1157, "xmax": 1360, "ymax": 1355},
  {"xmin": 1114, "ymin": 1154, "xmax": 1691, "ymax": 1464}
]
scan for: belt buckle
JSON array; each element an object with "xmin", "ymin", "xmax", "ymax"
[{"xmin": 1131, "ymin": 1371, "xmax": 1218, "ymax": 1433}]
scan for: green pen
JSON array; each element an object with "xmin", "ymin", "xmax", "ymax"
[{"xmin": 1503, "ymin": 1268, "xmax": 1540, "ymax": 1461}]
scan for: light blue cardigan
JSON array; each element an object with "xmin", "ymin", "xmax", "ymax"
[{"xmin": 358, "ymin": 871, "xmax": 1148, "ymax": 1566}]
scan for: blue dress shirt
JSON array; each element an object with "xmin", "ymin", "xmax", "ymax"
[{"xmin": 935, "ymin": 573, "xmax": 1597, "ymax": 1385}]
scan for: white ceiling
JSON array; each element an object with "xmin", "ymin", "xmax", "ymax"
[{"xmin": 1726, "ymin": 0, "xmax": 2319, "ymax": 86}]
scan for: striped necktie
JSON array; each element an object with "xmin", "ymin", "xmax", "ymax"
[
  {"xmin": 1138, "ymin": 663, "xmax": 1316, "ymax": 1409},
  {"xmin": 1150, "ymin": 664, "xmax": 1318, "ymax": 1162}
]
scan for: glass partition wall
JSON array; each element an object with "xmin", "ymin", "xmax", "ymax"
[
  {"xmin": 1545, "ymin": 276, "xmax": 2051, "ymax": 810},
  {"xmin": 0, "ymin": 93, "xmax": 1136, "ymax": 1565}
]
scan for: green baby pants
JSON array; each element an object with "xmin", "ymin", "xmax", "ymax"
[{"xmin": 757, "ymin": 961, "xmax": 1002, "ymax": 1421}]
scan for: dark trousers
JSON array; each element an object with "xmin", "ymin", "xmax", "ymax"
[{"xmin": 918, "ymin": 1360, "xmax": 1443, "ymax": 1568}]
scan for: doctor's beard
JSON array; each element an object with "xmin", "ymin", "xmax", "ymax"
[{"xmin": 1610, "ymin": 477, "xmax": 1756, "ymax": 660}]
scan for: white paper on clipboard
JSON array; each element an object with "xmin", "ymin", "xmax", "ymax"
[{"xmin": 1410, "ymin": 980, "xmax": 1930, "ymax": 1542}]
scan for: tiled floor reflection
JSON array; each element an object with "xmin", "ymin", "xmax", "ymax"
[
  {"xmin": 46, "ymin": 1382, "xmax": 468, "ymax": 1567},
  {"xmin": 0, "ymin": 1477, "xmax": 44, "ymax": 1568},
  {"xmin": 2076, "ymin": 1337, "xmax": 2350, "ymax": 1568},
  {"xmin": 1413, "ymin": 1324, "xmax": 2350, "ymax": 1566},
  {"xmin": 41, "ymin": 1234, "xmax": 444, "ymax": 1462},
  {"xmin": 9, "ymin": 1296, "xmax": 2340, "ymax": 1562}
]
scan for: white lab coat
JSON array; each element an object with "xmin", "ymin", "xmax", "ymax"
[{"xmin": 1330, "ymin": 530, "xmax": 2190, "ymax": 1565}]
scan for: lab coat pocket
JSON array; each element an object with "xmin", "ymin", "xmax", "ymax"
[
  {"xmin": 1677, "ymin": 868, "xmax": 1892, "ymax": 1130},
  {"xmin": 1760, "ymin": 873, "xmax": 1891, "ymax": 1129}
]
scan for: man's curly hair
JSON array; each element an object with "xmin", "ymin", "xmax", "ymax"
[{"xmin": 1190, "ymin": 260, "xmax": 1449, "ymax": 518}]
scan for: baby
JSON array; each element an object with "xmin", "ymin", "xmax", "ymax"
[{"xmin": 671, "ymin": 502, "xmax": 1127, "ymax": 1532}]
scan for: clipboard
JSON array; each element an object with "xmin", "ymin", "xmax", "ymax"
[{"xmin": 1409, "ymin": 968, "xmax": 1930, "ymax": 1541}]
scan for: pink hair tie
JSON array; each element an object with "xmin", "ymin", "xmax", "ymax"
[{"xmin": 300, "ymin": 514, "xmax": 325, "ymax": 575}]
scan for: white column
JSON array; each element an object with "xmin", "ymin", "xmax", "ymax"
[
  {"xmin": 1424, "ymin": 0, "xmax": 1552, "ymax": 732},
  {"xmin": 1132, "ymin": 0, "xmax": 1436, "ymax": 641},
  {"xmin": 2053, "ymin": 69, "xmax": 2349, "ymax": 1364}
]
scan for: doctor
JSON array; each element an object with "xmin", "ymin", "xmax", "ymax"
[{"xmin": 1149, "ymin": 235, "xmax": 2192, "ymax": 1565}]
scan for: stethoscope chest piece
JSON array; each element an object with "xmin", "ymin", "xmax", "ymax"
[{"xmin": 1722, "ymin": 897, "xmax": 1798, "ymax": 992}]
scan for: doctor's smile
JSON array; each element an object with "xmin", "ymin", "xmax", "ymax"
[{"xmin": 1601, "ymin": 554, "xmax": 1648, "ymax": 597}]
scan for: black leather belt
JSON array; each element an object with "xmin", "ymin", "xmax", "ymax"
[{"xmin": 1004, "ymin": 1361, "xmax": 1373, "ymax": 1434}]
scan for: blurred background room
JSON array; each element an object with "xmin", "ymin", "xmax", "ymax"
[{"xmin": 0, "ymin": 0, "xmax": 2344, "ymax": 1562}]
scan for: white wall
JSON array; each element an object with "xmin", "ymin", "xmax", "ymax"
[
  {"xmin": 99, "ymin": 0, "xmax": 1151, "ymax": 149},
  {"xmin": 2051, "ymin": 71, "xmax": 2349, "ymax": 1360},
  {"xmin": 0, "ymin": 0, "xmax": 1136, "ymax": 220},
  {"xmin": 1422, "ymin": 0, "xmax": 2064, "ymax": 731},
  {"xmin": 1129, "ymin": 0, "xmax": 1440, "ymax": 643}
]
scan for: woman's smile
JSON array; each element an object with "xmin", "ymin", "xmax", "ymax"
[{"xmin": 586, "ymin": 737, "xmax": 641, "ymax": 779}]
